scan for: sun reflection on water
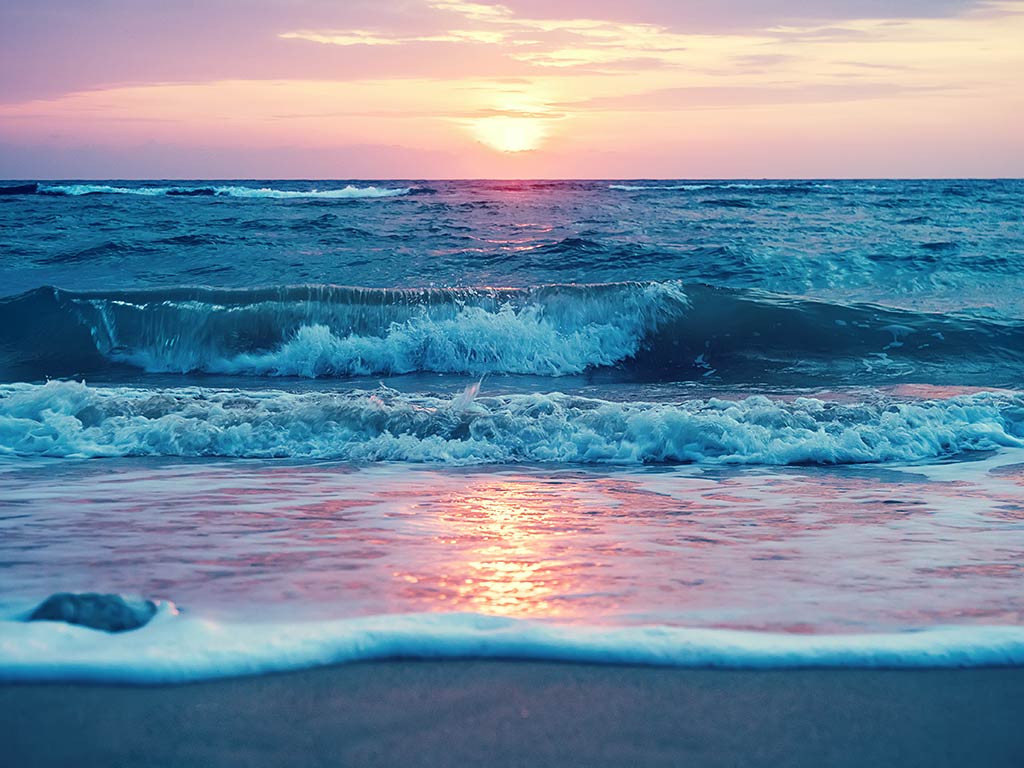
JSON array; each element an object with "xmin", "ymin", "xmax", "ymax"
[
  {"xmin": 6, "ymin": 460, "xmax": 1024, "ymax": 629},
  {"xmin": 393, "ymin": 478, "xmax": 596, "ymax": 619}
]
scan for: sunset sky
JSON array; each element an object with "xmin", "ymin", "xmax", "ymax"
[{"xmin": 1, "ymin": 0, "xmax": 1021, "ymax": 178}]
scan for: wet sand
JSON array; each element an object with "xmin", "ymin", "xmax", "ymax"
[{"xmin": 2, "ymin": 661, "xmax": 1023, "ymax": 767}]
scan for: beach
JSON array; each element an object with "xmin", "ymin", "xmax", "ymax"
[
  {"xmin": 4, "ymin": 662, "xmax": 1023, "ymax": 767},
  {"xmin": 3, "ymin": 178, "xmax": 1024, "ymax": 765},
  {"xmin": 4, "ymin": 0, "xmax": 1024, "ymax": 761}
]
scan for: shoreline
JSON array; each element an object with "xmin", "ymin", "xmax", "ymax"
[{"xmin": 3, "ymin": 661, "xmax": 1023, "ymax": 767}]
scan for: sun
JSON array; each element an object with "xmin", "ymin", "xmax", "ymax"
[{"xmin": 469, "ymin": 116, "xmax": 548, "ymax": 153}]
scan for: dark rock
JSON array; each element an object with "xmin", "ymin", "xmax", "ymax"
[
  {"xmin": 28, "ymin": 592, "xmax": 158, "ymax": 633},
  {"xmin": 0, "ymin": 183, "xmax": 38, "ymax": 196}
]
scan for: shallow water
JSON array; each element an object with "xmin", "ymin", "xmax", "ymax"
[{"xmin": 3, "ymin": 453, "xmax": 1023, "ymax": 633}]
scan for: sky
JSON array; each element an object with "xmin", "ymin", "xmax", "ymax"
[{"xmin": 0, "ymin": 0, "xmax": 1021, "ymax": 178}]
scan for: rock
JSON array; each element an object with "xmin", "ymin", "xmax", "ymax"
[
  {"xmin": 0, "ymin": 183, "xmax": 38, "ymax": 195},
  {"xmin": 28, "ymin": 592, "xmax": 158, "ymax": 632}
]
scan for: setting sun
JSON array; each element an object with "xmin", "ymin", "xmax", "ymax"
[{"xmin": 469, "ymin": 116, "xmax": 549, "ymax": 153}]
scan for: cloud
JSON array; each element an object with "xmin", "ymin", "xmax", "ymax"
[
  {"xmin": 496, "ymin": 0, "xmax": 985, "ymax": 30},
  {"xmin": 0, "ymin": 0, "xmax": 1009, "ymax": 105},
  {"xmin": 0, "ymin": 140, "xmax": 460, "ymax": 179},
  {"xmin": 0, "ymin": 0, "xmax": 1020, "ymax": 177},
  {"xmin": 280, "ymin": 0, "xmax": 701, "ymax": 71},
  {"xmin": 555, "ymin": 82, "xmax": 953, "ymax": 111},
  {"xmin": 0, "ymin": 1, "xmax": 504, "ymax": 103}
]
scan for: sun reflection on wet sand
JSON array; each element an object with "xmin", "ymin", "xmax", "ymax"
[
  {"xmin": 393, "ymin": 479, "xmax": 598, "ymax": 619},
  {"xmin": 3, "ymin": 458, "xmax": 1024, "ymax": 630}
]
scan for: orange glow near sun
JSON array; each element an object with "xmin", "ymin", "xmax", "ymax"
[
  {"xmin": 1, "ymin": 1, "xmax": 1022, "ymax": 176},
  {"xmin": 470, "ymin": 116, "xmax": 549, "ymax": 153}
]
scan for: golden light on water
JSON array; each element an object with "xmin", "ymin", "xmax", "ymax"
[
  {"xmin": 393, "ymin": 478, "xmax": 588, "ymax": 619},
  {"xmin": 450, "ymin": 483, "xmax": 564, "ymax": 615},
  {"xmin": 437, "ymin": 481, "xmax": 570, "ymax": 617}
]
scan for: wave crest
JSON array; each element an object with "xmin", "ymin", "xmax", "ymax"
[
  {"xmin": 2, "ymin": 382, "xmax": 1022, "ymax": 464},
  {"xmin": 53, "ymin": 282, "xmax": 690, "ymax": 377},
  {"xmin": 36, "ymin": 184, "xmax": 411, "ymax": 199},
  {"xmin": 609, "ymin": 182, "xmax": 833, "ymax": 192},
  {"xmin": 4, "ymin": 281, "xmax": 1024, "ymax": 384}
]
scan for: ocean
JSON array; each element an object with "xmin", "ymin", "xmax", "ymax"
[{"xmin": 2, "ymin": 179, "xmax": 1024, "ymax": 681}]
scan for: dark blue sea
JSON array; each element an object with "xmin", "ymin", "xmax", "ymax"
[{"xmin": 2, "ymin": 179, "xmax": 1024, "ymax": 679}]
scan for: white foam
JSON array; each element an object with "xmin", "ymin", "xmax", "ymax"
[
  {"xmin": 42, "ymin": 184, "xmax": 170, "ymax": 196},
  {"xmin": 202, "ymin": 306, "xmax": 651, "ymax": 377},
  {"xmin": 210, "ymin": 185, "xmax": 410, "ymax": 199},
  {"xmin": 0, "ymin": 609, "xmax": 1021, "ymax": 684},
  {"xmin": 609, "ymin": 183, "xmax": 833, "ymax": 191},
  {"xmin": 2, "ymin": 382, "xmax": 1023, "ymax": 464},
  {"xmin": 38, "ymin": 184, "xmax": 411, "ymax": 199},
  {"xmin": 70, "ymin": 281, "xmax": 690, "ymax": 377}
]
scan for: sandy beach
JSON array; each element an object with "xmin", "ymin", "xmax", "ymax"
[{"xmin": 2, "ymin": 661, "xmax": 1022, "ymax": 767}]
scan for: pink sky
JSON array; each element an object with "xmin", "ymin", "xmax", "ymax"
[{"xmin": 1, "ymin": 0, "xmax": 1021, "ymax": 178}]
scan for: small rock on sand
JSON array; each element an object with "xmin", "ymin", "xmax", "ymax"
[{"xmin": 28, "ymin": 593, "xmax": 158, "ymax": 633}]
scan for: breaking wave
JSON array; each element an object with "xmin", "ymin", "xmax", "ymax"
[
  {"xmin": 2, "ymin": 381, "xmax": 1023, "ymax": 464},
  {"xmin": 34, "ymin": 184, "xmax": 412, "ymax": 199},
  {"xmin": 0, "ymin": 282, "xmax": 690, "ymax": 379},
  {"xmin": 2, "ymin": 281, "xmax": 1023, "ymax": 386},
  {"xmin": 609, "ymin": 182, "xmax": 834, "ymax": 192}
]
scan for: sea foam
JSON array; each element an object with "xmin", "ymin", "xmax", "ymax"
[
  {"xmin": 37, "ymin": 184, "xmax": 411, "ymax": 199},
  {"xmin": 609, "ymin": 183, "xmax": 833, "ymax": 192},
  {"xmin": 5, "ymin": 281, "xmax": 1024, "ymax": 384},
  {"xmin": 62, "ymin": 281, "xmax": 690, "ymax": 377},
  {"xmin": 2, "ymin": 382, "xmax": 1022, "ymax": 464},
  {"xmin": 1, "ymin": 609, "xmax": 1022, "ymax": 684}
]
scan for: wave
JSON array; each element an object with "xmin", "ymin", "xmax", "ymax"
[
  {"xmin": 34, "ymin": 239, "xmax": 157, "ymax": 265},
  {"xmin": 701, "ymin": 198, "xmax": 754, "ymax": 208},
  {"xmin": 0, "ymin": 282, "xmax": 689, "ymax": 379},
  {"xmin": 2, "ymin": 609, "xmax": 1023, "ymax": 683},
  {"xmin": 609, "ymin": 182, "xmax": 833, "ymax": 192},
  {"xmin": 34, "ymin": 184, "xmax": 412, "ymax": 199},
  {"xmin": 2, "ymin": 381, "xmax": 1022, "ymax": 464},
  {"xmin": 2, "ymin": 282, "xmax": 1023, "ymax": 385}
]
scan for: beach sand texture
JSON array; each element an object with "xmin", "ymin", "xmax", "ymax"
[{"xmin": 3, "ymin": 661, "xmax": 1023, "ymax": 767}]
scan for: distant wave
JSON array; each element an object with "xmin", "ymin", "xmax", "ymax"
[
  {"xmin": 3, "ymin": 610, "xmax": 1024, "ymax": 683},
  {"xmin": 609, "ymin": 182, "xmax": 834, "ymax": 192},
  {"xmin": 700, "ymin": 198, "xmax": 755, "ymax": 208},
  {"xmin": 2, "ymin": 381, "xmax": 1023, "ymax": 464},
  {"xmin": 35, "ymin": 184, "xmax": 412, "ymax": 199}
]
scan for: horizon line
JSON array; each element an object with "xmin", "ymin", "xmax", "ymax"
[{"xmin": 5, "ymin": 176, "xmax": 1024, "ymax": 183}]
